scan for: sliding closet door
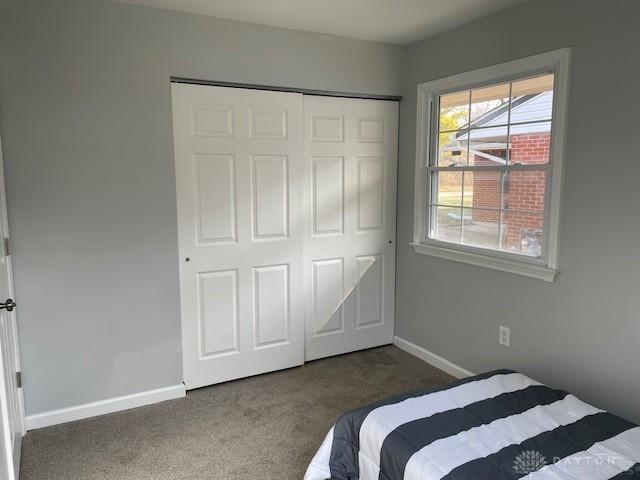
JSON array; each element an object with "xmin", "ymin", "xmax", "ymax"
[
  {"xmin": 303, "ymin": 96, "xmax": 398, "ymax": 361},
  {"xmin": 172, "ymin": 84, "xmax": 305, "ymax": 389}
]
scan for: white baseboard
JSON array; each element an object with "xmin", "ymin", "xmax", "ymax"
[
  {"xmin": 394, "ymin": 336, "xmax": 474, "ymax": 379},
  {"xmin": 25, "ymin": 384, "xmax": 186, "ymax": 430}
]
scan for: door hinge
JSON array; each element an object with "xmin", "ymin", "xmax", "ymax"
[
  {"xmin": 3, "ymin": 237, "xmax": 9, "ymax": 257},
  {"xmin": 16, "ymin": 371, "xmax": 21, "ymax": 388}
]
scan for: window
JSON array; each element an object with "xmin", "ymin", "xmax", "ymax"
[{"xmin": 412, "ymin": 49, "xmax": 570, "ymax": 281}]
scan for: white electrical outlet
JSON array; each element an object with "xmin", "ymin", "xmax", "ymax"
[{"xmin": 499, "ymin": 326, "xmax": 510, "ymax": 347}]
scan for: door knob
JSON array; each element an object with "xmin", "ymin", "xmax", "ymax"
[{"xmin": 0, "ymin": 299, "xmax": 16, "ymax": 312}]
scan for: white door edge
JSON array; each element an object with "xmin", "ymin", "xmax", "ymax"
[{"xmin": 0, "ymin": 134, "xmax": 24, "ymax": 480}]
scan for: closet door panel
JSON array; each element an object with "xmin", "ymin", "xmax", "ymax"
[
  {"xmin": 303, "ymin": 96, "xmax": 398, "ymax": 361},
  {"xmin": 173, "ymin": 84, "xmax": 304, "ymax": 389}
]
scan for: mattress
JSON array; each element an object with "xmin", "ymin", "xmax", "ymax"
[{"xmin": 305, "ymin": 370, "xmax": 640, "ymax": 480}]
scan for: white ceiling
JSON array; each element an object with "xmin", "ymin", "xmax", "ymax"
[{"xmin": 113, "ymin": 0, "xmax": 528, "ymax": 46}]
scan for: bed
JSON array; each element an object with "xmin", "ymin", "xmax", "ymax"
[{"xmin": 305, "ymin": 370, "xmax": 640, "ymax": 480}]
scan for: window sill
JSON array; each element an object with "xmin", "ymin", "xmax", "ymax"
[{"xmin": 410, "ymin": 242, "xmax": 558, "ymax": 282}]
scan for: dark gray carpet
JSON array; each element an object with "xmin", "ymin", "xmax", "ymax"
[{"xmin": 20, "ymin": 346, "xmax": 454, "ymax": 479}]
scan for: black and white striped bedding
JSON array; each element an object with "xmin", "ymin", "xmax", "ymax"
[{"xmin": 305, "ymin": 370, "xmax": 640, "ymax": 480}]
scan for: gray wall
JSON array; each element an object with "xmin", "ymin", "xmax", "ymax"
[
  {"xmin": 397, "ymin": 0, "xmax": 640, "ymax": 423},
  {"xmin": 3, "ymin": 0, "xmax": 640, "ymax": 424},
  {"xmin": 0, "ymin": 0, "xmax": 403, "ymax": 415}
]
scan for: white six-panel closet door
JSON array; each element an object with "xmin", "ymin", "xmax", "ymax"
[
  {"xmin": 172, "ymin": 84, "xmax": 305, "ymax": 389},
  {"xmin": 172, "ymin": 84, "xmax": 397, "ymax": 389},
  {"xmin": 303, "ymin": 96, "xmax": 397, "ymax": 361}
]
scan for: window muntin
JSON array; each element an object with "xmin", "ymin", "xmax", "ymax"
[{"xmin": 428, "ymin": 73, "xmax": 555, "ymax": 259}]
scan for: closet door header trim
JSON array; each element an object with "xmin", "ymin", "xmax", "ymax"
[{"xmin": 170, "ymin": 77, "xmax": 402, "ymax": 102}]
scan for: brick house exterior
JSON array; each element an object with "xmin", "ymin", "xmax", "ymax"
[
  {"xmin": 461, "ymin": 91, "xmax": 552, "ymax": 255},
  {"xmin": 471, "ymin": 132, "xmax": 549, "ymax": 250}
]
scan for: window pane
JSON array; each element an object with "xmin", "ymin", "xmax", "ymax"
[
  {"xmin": 503, "ymin": 170, "xmax": 546, "ymax": 212},
  {"xmin": 470, "ymin": 82, "xmax": 510, "ymax": 124},
  {"xmin": 439, "ymin": 91, "xmax": 470, "ymax": 132},
  {"xmin": 466, "ymin": 170, "xmax": 503, "ymax": 212},
  {"xmin": 432, "ymin": 206, "xmax": 462, "ymax": 243},
  {"xmin": 434, "ymin": 171, "xmax": 463, "ymax": 206},
  {"xmin": 500, "ymin": 211, "xmax": 544, "ymax": 256},
  {"xmin": 437, "ymin": 130, "xmax": 469, "ymax": 166},
  {"xmin": 465, "ymin": 126, "xmax": 508, "ymax": 166},
  {"xmin": 508, "ymin": 121, "xmax": 551, "ymax": 165},
  {"xmin": 510, "ymin": 74, "xmax": 554, "ymax": 124},
  {"xmin": 512, "ymin": 73, "xmax": 554, "ymax": 101},
  {"xmin": 462, "ymin": 208, "xmax": 500, "ymax": 250}
]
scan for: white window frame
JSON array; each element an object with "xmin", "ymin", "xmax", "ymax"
[{"xmin": 412, "ymin": 48, "xmax": 571, "ymax": 282}]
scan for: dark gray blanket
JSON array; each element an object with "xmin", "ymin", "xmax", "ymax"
[{"xmin": 305, "ymin": 370, "xmax": 640, "ymax": 480}]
